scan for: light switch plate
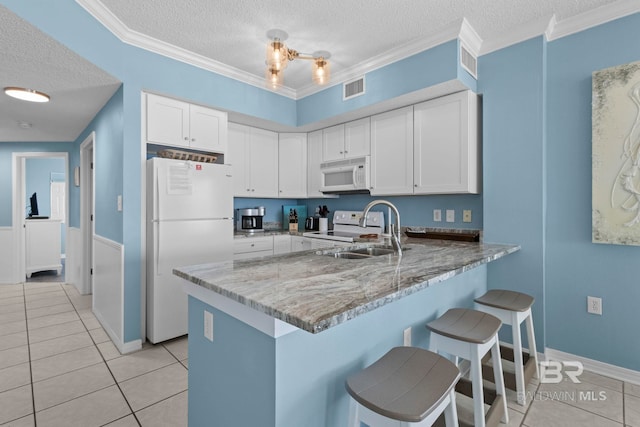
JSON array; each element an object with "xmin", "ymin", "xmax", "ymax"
[
  {"xmin": 446, "ymin": 209, "xmax": 455, "ymax": 223},
  {"xmin": 433, "ymin": 209, "xmax": 442, "ymax": 222},
  {"xmin": 117, "ymin": 195, "xmax": 123, "ymax": 212},
  {"xmin": 204, "ymin": 310, "xmax": 214, "ymax": 341}
]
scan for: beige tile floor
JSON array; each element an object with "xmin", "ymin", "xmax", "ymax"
[
  {"xmin": 0, "ymin": 282, "xmax": 187, "ymax": 427},
  {"xmin": 1, "ymin": 281, "xmax": 638, "ymax": 426}
]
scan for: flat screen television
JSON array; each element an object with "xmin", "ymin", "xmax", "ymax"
[{"xmin": 29, "ymin": 192, "xmax": 39, "ymax": 217}]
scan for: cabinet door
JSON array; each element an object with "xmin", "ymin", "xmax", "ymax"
[
  {"xmin": 228, "ymin": 123, "xmax": 250, "ymax": 196},
  {"xmin": 189, "ymin": 104, "xmax": 228, "ymax": 154},
  {"xmin": 322, "ymin": 124, "xmax": 345, "ymax": 161},
  {"xmin": 273, "ymin": 235, "xmax": 292, "ymax": 254},
  {"xmin": 414, "ymin": 91, "xmax": 479, "ymax": 194},
  {"xmin": 278, "ymin": 133, "xmax": 307, "ymax": 198},
  {"xmin": 290, "ymin": 236, "xmax": 313, "ymax": 252},
  {"xmin": 344, "ymin": 117, "xmax": 370, "ymax": 158},
  {"xmin": 248, "ymin": 128, "xmax": 279, "ymax": 198},
  {"xmin": 146, "ymin": 94, "xmax": 189, "ymax": 147},
  {"xmin": 370, "ymin": 106, "xmax": 414, "ymax": 195},
  {"xmin": 307, "ymin": 130, "xmax": 324, "ymax": 198}
]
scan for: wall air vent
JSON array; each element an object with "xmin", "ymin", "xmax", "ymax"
[
  {"xmin": 460, "ymin": 44, "xmax": 478, "ymax": 79},
  {"xmin": 343, "ymin": 77, "xmax": 365, "ymax": 100}
]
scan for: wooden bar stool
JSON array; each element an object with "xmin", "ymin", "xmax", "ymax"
[
  {"xmin": 474, "ymin": 289, "xmax": 539, "ymax": 406},
  {"xmin": 346, "ymin": 346, "xmax": 460, "ymax": 427},
  {"xmin": 427, "ymin": 308, "xmax": 508, "ymax": 427}
]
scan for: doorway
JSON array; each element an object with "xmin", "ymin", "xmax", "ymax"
[
  {"xmin": 80, "ymin": 133, "xmax": 95, "ymax": 295},
  {"xmin": 12, "ymin": 152, "xmax": 69, "ymax": 285}
]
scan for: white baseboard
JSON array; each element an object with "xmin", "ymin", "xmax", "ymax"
[{"xmin": 545, "ymin": 347, "xmax": 640, "ymax": 385}]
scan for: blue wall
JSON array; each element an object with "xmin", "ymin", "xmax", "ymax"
[
  {"xmin": 479, "ymin": 37, "xmax": 547, "ymax": 349},
  {"xmin": 544, "ymin": 13, "xmax": 640, "ymax": 369}
]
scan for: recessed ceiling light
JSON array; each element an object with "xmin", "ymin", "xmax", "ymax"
[{"xmin": 4, "ymin": 86, "xmax": 50, "ymax": 103}]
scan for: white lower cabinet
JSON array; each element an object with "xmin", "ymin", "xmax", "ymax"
[
  {"xmin": 273, "ymin": 235, "xmax": 292, "ymax": 254},
  {"xmin": 290, "ymin": 236, "xmax": 313, "ymax": 252},
  {"xmin": 233, "ymin": 236, "xmax": 274, "ymax": 260},
  {"xmin": 25, "ymin": 219, "xmax": 62, "ymax": 278}
]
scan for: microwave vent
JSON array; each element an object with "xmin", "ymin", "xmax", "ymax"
[
  {"xmin": 320, "ymin": 156, "xmax": 367, "ymax": 169},
  {"xmin": 460, "ymin": 44, "xmax": 477, "ymax": 79},
  {"xmin": 343, "ymin": 77, "xmax": 365, "ymax": 100}
]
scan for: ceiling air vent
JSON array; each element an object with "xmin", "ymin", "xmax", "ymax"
[
  {"xmin": 460, "ymin": 44, "xmax": 477, "ymax": 79},
  {"xmin": 343, "ymin": 77, "xmax": 365, "ymax": 100}
]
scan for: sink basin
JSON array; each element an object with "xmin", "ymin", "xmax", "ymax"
[
  {"xmin": 318, "ymin": 244, "xmax": 408, "ymax": 260},
  {"xmin": 348, "ymin": 247, "xmax": 396, "ymax": 256}
]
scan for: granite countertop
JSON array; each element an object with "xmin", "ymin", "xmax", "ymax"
[{"xmin": 174, "ymin": 238, "xmax": 519, "ymax": 334}]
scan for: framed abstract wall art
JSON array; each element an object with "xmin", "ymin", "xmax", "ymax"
[{"xmin": 593, "ymin": 60, "xmax": 640, "ymax": 245}]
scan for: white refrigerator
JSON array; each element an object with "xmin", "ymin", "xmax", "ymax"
[{"xmin": 147, "ymin": 157, "xmax": 233, "ymax": 343}]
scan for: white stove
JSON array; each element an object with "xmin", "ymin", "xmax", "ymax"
[{"xmin": 303, "ymin": 210, "xmax": 385, "ymax": 243}]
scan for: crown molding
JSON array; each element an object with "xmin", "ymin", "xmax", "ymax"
[
  {"xmin": 75, "ymin": 0, "xmax": 297, "ymax": 99},
  {"xmin": 459, "ymin": 18, "xmax": 482, "ymax": 57},
  {"xmin": 295, "ymin": 20, "xmax": 465, "ymax": 99},
  {"xmin": 549, "ymin": 0, "xmax": 640, "ymax": 41},
  {"xmin": 77, "ymin": 0, "xmax": 640, "ymax": 100},
  {"xmin": 479, "ymin": 14, "xmax": 553, "ymax": 55}
]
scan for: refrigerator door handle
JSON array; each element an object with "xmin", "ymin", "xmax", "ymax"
[{"xmin": 156, "ymin": 222, "xmax": 161, "ymax": 276}]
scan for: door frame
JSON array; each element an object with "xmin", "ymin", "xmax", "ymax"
[
  {"xmin": 12, "ymin": 151, "xmax": 69, "ymax": 284},
  {"xmin": 80, "ymin": 132, "xmax": 95, "ymax": 295}
]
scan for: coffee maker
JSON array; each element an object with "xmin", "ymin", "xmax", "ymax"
[{"xmin": 236, "ymin": 207, "xmax": 265, "ymax": 233}]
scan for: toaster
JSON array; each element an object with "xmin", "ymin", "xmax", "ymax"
[{"xmin": 305, "ymin": 217, "xmax": 320, "ymax": 231}]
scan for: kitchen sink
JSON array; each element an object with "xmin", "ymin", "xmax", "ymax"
[{"xmin": 318, "ymin": 245, "xmax": 407, "ymax": 260}]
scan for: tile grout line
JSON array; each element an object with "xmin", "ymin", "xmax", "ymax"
[
  {"xmin": 61, "ymin": 283, "xmax": 143, "ymax": 427},
  {"xmin": 23, "ymin": 282, "xmax": 38, "ymax": 427}
]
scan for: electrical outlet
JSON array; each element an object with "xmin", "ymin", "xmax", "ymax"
[
  {"xmin": 446, "ymin": 209, "xmax": 455, "ymax": 223},
  {"xmin": 204, "ymin": 310, "xmax": 214, "ymax": 341},
  {"xmin": 403, "ymin": 327, "xmax": 412, "ymax": 346},
  {"xmin": 433, "ymin": 209, "xmax": 442, "ymax": 222},
  {"xmin": 587, "ymin": 296, "xmax": 602, "ymax": 315},
  {"xmin": 463, "ymin": 210, "xmax": 472, "ymax": 223},
  {"xmin": 117, "ymin": 195, "xmax": 123, "ymax": 212}
]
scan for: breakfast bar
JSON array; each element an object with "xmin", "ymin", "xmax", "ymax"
[{"xmin": 174, "ymin": 238, "xmax": 519, "ymax": 427}]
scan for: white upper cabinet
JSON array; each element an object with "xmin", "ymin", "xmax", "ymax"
[
  {"xmin": 307, "ymin": 130, "xmax": 324, "ymax": 198},
  {"xmin": 228, "ymin": 123, "xmax": 278, "ymax": 198},
  {"xmin": 145, "ymin": 93, "xmax": 227, "ymax": 154},
  {"xmin": 278, "ymin": 133, "xmax": 307, "ymax": 198},
  {"xmin": 321, "ymin": 124, "xmax": 345, "ymax": 161},
  {"xmin": 413, "ymin": 91, "xmax": 479, "ymax": 194},
  {"xmin": 370, "ymin": 106, "xmax": 414, "ymax": 195},
  {"xmin": 321, "ymin": 118, "xmax": 371, "ymax": 162},
  {"xmin": 344, "ymin": 117, "xmax": 371, "ymax": 158}
]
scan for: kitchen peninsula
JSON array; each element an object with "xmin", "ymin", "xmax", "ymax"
[{"xmin": 174, "ymin": 237, "xmax": 519, "ymax": 427}]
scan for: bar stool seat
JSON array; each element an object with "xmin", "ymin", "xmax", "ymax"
[
  {"xmin": 474, "ymin": 290, "xmax": 539, "ymax": 406},
  {"xmin": 427, "ymin": 308, "xmax": 508, "ymax": 427},
  {"xmin": 346, "ymin": 346, "xmax": 460, "ymax": 426}
]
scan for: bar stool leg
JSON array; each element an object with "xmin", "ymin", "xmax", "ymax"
[
  {"xmin": 347, "ymin": 398, "xmax": 359, "ymax": 427},
  {"xmin": 512, "ymin": 311, "xmax": 526, "ymax": 406},
  {"xmin": 470, "ymin": 347, "xmax": 486, "ymax": 427},
  {"xmin": 525, "ymin": 310, "xmax": 540, "ymax": 379},
  {"xmin": 490, "ymin": 340, "xmax": 509, "ymax": 424},
  {"xmin": 443, "ymin": 388, "xmax": 459, "ymax": 427}
]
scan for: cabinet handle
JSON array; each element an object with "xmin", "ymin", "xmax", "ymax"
[
  {"xmin": 246, "ymin": 189, "xmax": 250, "ymax": 192},
  {"xmin": 184, "ymin": 137, "xmax": 188, "ymax": 141},
  {"xmin": 344, "ymin": 150, "xmax": 348, "ymax": 153},
  {"xmin": 414, "ymin": 184, "xmax": 418, "ymax": 187},
  {"xmin": 339, "ymin": 151, "xmax": 343, "ymax": 154},
  {"xmin": 251, "ymin": 243, "xmax": 255, "ymax": 247},
  {"xmin": 191, "ymin": 138, "xmax": 196, "ymax": 142},
  {"xmin": 252, "ymin": 189, "xmax": 255, "ymax": 192}
]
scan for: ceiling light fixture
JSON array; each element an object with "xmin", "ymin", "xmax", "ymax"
[
  {"xmin": 265, "ymin": 29, "xmax": 331, "ymax": 90},
  {"xmin": 4, "ymin": 86, "xmax": 50, "ymax": 103}
]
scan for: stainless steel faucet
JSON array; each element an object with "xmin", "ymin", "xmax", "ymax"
[{"xmin": 360, "ymin": 200, "xmax": 402, "ymax": 256}]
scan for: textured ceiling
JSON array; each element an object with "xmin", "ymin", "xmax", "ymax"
[
  {"xmin": 98, "ymin": 0, "xmax": 626, "ymax": 91},
  {"xmin": 2, "ymin": 1, "xmax": 638, "ymax": 142},
  {"xmin": 0, "ymin": 5, "xmax": 120, "ymax": 142}
]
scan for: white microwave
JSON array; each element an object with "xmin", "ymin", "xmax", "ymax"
[{"xmin": 320, "ymin": 156, "xmax": 371, "ymax": 193}]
